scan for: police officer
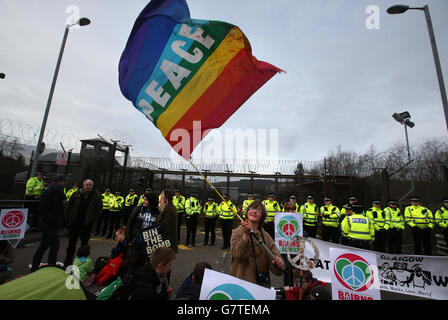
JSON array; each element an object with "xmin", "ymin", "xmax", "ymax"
[
  {"xmin": 320, "ymin": 197, "xmax": 341, "ymax": 244},
  {"xmin": 242, "ymin": 193, "xmax": 255, "ymax": 219},
  {"xmin": 405, "ymin": 196, "xmax": 434, "ymax": 255},
  {"xmin": 366, "ymin": 200, "xmax": 390, "ymax": 253},
  {"xmin": 300, "ymin": 195, "xmax": 319, "ymax": 238},
  {"xmin": 219, "ymin": 194, "xmax": 236, "ymax": 250},
  {"xmin": 25, "ymin": 171, "xmax": 45, "ymax": 229},
  {"xmin": 173, "ymin": 190, "xmax": 186, "ymax": 242},
  {"xmin": 107, "ymin": 191, "xmax": 124, "ymax": 238},
  {"xmin": 65, "ymin": 182, "xmax": 79, "ymax": 202},
  {"xmin": 123, "ymin": 189, "xmax": 138, "ymax": 226},
  {"xmin": 95, "ymin": 188, "xmax": 115, "ymax": 236},
  {"xmin": 435, "ymin": 197, "xmax": 448, "ymax": 248},
  {"xmin": 341, "ymin": 204, "xmax": 374, "ymax": 250},
  {"xmin": 262, "ymin": 193, "xmax": 281, "ymax": 239},
  {"xmin": 283, "ymin": 195, "xmax": 299, "ymax": 213},
  {"xmin": 185, "ymin": 193, "xmax": 201, "ymax": 246},
  {"xmin": 137, "ymin": 187, "xmax": 152, "ymax": 206},
  {"xmin": 203, "ymin": 197, "xmax": 219, "ymax": 246},
  {"xmin": 341, "ymin": 196, "xmax": 361, "ymax": 221},
  {"xmin": 384, "ymin": 199, "xmax": 404, "ymax": 254}
]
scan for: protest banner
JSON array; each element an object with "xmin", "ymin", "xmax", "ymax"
[
  {"xmin": 0, "ymin": 208, "xmax": 28, "ymax": 240},
  {"xmin": 199, "ymin": 269, "xmax": 276, "ymax": 300},
  {"xmin": 274, "ymin": 212, "xmax": 303, "ymax": 254},
  {"xmin": 377, "ymin": 253, "xmax": 448, "ymax": 300},
  {"xmin": 141, "ymin": 221, "xmax": 173, "ymax": 258},
  {"xmin": 330, "ymin": 247, "xmax": 381, "ymax": 300},
  {"xmin": 303, "ymin": 238, "xmax": 448, "ymax": 300}
]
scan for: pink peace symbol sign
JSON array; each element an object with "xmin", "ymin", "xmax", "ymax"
[
  {"xmin": 2, "ymin": 210, "xmax": 25, "ymax": 229},
  {"xmin": 282, "ymin": 222, "xmax": 296, "ymax": 237}
]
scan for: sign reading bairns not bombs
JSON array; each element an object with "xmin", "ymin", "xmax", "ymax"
[
  {"xmin": 330, "ymin": 248, "xmax": 381, "ymax": 300},
  {"xmin": 0, "ymin": 209, "xmax": 28, "ymax": 240}
]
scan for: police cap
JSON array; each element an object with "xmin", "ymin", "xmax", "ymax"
[
  {"xmin": 54, "ymin": 174, "xmax": 67, "ymax": 182},
  {"xmin": 351, "ymin": 204, "xmax": 364, "ymax": 214}
]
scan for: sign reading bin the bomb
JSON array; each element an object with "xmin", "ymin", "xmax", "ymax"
[{"xmin": 141, "ymin": 222, "xmax": 173, "ymax": 257}]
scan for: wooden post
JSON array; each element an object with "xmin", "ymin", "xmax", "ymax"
[{"xmin": 298, "ymin": 270, "xmax": 304, "ymax": 300}]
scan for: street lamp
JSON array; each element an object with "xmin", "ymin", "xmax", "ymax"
[
  {"xmin": 30, "ymin": 17, "xmax": 91, "ymax": 178},
  {"xmin": 392, "ymin": 111, "xmax": 415, "ymax": 162},
  {"xmin": 387, "ymin": 4, "xmax": 448, "ymax": 133}
]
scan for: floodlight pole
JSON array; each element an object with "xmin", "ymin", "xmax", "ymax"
[
  {"xmin": 404, "ymin": 122, "xmax": 411, "ymax": 162},
  {"xmin": 30, "ymin": 18, "xmax": 90, "ymax": 178},
  {"xmin": 399, "ymin": 121, "xmax": 414, "ymax": 206}
]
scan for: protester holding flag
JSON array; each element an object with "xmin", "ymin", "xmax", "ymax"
[{"xmin": 230, "ymin": 200, "xmax": 284, "ymax": 288}]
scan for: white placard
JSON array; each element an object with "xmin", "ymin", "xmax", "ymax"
[
  {"xmin": 0, "ymin": 208, "xmax": 28, "ymax": 240},
  {"xmin": 199, "ymin": 269, "xmax": 276, "ymax": 300},
  {"xmin": 330, "ymin": 247, "xmax": 381, "ymax": 300},
  {"xmin": 274, "ymin": 212, "xmax": 303, "ymax": 254}
]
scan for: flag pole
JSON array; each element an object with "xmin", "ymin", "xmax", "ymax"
[{"xmin": 188, "ymin": 159, "xmax": 277, "ymax": 260}]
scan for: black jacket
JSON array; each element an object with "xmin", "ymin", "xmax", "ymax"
[
  {"xmin": 37, "ymin": 182, "xmax": 66, "ymax": 231},
  {"xmin": 64, "ymin": 189, "xmax": 102, "ymax": 228},
  {"xmin": 129, "ymin": 264, "xmax": 168, "ymax": 300}
]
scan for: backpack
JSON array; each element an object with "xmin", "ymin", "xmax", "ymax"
[
  {"xmin": 97, "ymin": 273, "xmax": 138, "ymax": 301},
  {"xmin": 96, "ymin": 276, "xmax": 123, "ymax": 300},
  {"xmin": 93, "ymin": 256, "xmax": 109, "ymax": 274}
]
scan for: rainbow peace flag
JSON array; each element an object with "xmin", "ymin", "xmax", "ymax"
[{"xmin": 119, "ymin": 0, "xmax": 282, "ymax": 159}]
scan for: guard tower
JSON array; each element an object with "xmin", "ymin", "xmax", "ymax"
[{"xmin": 79, "ymin": 138, "xmax": 129, "ymax": 190}]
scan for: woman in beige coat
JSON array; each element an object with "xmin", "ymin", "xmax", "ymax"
[
  {"xmin": 158, "ymin": 189, "xmax": 178, "ymax": 253},
  {"xmin": 230, "ymin": 200, "xmax": 284, "ymax": 288}
]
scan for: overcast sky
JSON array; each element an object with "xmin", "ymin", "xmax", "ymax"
[{"xmin": 1, "ymin": 0, "xmax": 447, "ymax": 164}]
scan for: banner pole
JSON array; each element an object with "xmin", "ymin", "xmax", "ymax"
[{"xmin": 188, "ymin": 159, "xmax": 277, "ymax": 260}]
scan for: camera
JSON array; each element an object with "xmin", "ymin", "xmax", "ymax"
[{"xmin": 256, "ymin": 271, "xmax": 271, "ymax": 285}]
